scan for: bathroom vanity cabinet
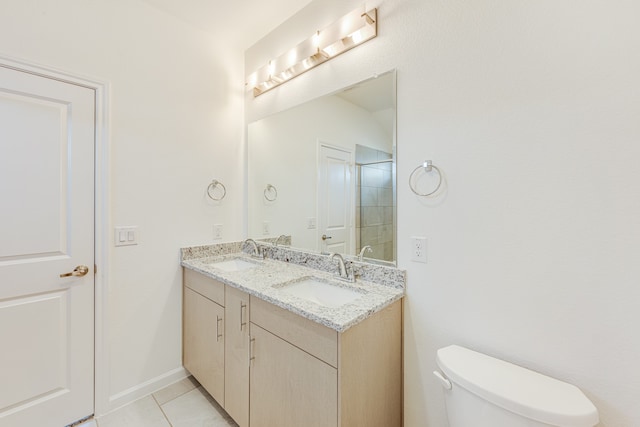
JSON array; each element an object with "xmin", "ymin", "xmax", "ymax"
[
  {"xmin": 183, "ymin": 268, "xmax": 402, "ymax": 427},
  {"xmin": 183, "ymin": 269, "xmax": 225, "ymax": 405},
  {"xmin": 183, "ymin": 269, "xmax": 250, "ymax": 426},
  {"xmin": 249, "ymin": 297, "xmax": 339, "ymax": 427},
  {"xmin": 249, "ymin": 296, "xmax": 402, "ymax": 427}
]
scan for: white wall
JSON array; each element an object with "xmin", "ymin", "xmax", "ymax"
[
  {"xmin": 248, "ymin": 94, "xmax": 389, "ymax": 251},
  {"xmin": 245, "ymin": 1, "xmax": 640, "ymax": 426},
  {"xmin": 0, "ymin": 0, "xmax": 244, "ymax": 414}
]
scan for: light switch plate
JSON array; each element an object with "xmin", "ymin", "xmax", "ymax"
[{"xmin": 115, "ymin": 226, "xmax": 138, "ymax": 246}]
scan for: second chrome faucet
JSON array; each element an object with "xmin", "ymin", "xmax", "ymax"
[
  {"xmin": 329, "ymin": 253, "xmax": 355, "ymax": 282},
  {"xmin": 243, "ymin": 238, "xmax": 264, "ymax": 259}
]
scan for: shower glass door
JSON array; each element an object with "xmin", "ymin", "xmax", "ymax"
[{"xmin": 355, "ymin": 144, "xmax": 396, "ymax": 263}]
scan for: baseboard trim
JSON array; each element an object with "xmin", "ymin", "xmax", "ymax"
[{"xmin": 104, "ymin": 367, "xmax": 189, "ymax": 415}]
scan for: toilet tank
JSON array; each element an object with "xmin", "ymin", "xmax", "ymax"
[{"xmin": 435, "ymin": 345, "xmax": 599, "ymax": 427}]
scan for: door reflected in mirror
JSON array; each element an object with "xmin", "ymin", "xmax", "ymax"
[{"xmin": 248, "ymin": 70, "xmax": 396, "ymax": 265}]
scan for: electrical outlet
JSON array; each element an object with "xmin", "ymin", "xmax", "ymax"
[
  {"xmin": 411, "ymin": 236, "xmax": 427, "ymax": 263},
  {"xmin": 213, "ymin": 224, "xmax": 223, "ymax": 240},
  {"xmin": 307, "ymin": 217, "xmax": 317, "ymax": 229},
  {"xmin": 262, "ymin": 221, "xmax": 270, "ymax": 235}
]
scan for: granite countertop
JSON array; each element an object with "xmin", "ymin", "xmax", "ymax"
[{"xmin": 181, "ymin": 253, "xmax": 404, "ymax": 333}]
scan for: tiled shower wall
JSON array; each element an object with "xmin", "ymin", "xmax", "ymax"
[{"xmin": 355, "ymin": 145, "xmax": 395, "ymax": 262}]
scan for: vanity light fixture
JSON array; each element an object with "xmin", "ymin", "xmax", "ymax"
[{"xmin": 246, "ymin": 5, "xmax": 377, "ymax": 97}]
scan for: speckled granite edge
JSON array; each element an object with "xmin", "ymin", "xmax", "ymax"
[
  {"xmin": 181, "ymin": 242, "xmax": 242, "ymax": 260},
  {"xmin": 181, "ymin": 241, "xmax": 405, "ymax": 290},
  {"xmin": 257, "ymin": 235, "xmax": 292, "ymax": 246},
  {"xmin": 254, "ymin": 287, "xmax": 404, "ymax": 332}
]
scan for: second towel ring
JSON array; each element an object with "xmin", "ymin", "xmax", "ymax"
[
  {"xmin": 409, "ymin": 160, "xmax": 442, "ymax": 197},
  {"xmin": 264, "ymin": 184, "xmax": 278, "ymax": 201},
  {"xmin": 207, "ymin": 179, "xmax": 227, "ymax": 201}
]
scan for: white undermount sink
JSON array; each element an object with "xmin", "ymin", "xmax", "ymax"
[
  {"xmin": 207, "ymin": 257, "xmax": 260, "ymax": 272},
  {"xmin": 276, "ymin": 277, "xmax": 364, "ymax": 308}
]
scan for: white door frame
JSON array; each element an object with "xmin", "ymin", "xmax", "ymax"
[
  {"xmin": 316, "ymin": 140, "xmax": 354, "ymax": 255},
  {"xmin": 0, "ymin": 55, "xmax": 111, "ymax": 418}
]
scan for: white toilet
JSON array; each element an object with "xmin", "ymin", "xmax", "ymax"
[{"xmin": 434, "ymin": 345, "xmax": 599, "ymax": 427}]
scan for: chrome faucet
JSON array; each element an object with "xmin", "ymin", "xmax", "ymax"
[
  {"xmin": 243, "ymin": 238, "xmax": 264, "ymax": 259},
  {"xmin": 358, "ymin": 245, "xmax": 373, "ymax": 261},
  {"xmin": 329, "ymin": 253, "xmax": 355, "ymax": 282},
  {"xmin": 273, "ymin": 234, "xmax": 287, "ymax": 246}
]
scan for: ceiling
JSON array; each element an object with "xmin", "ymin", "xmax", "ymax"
[
  {"xmin": 140, "ymin": 0, "xmax": 390, "ymax": 118},
  {"xmin": 337, "ymin": 72, "xmax": 395, "ymax": 113},
  {"xmin": 141, "ymin": 0, "xmax": 314, "ymax": 50}
]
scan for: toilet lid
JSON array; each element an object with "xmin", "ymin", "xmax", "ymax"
[{"xmin": 436, "ymin": 345, "xmax": 599, "ymax": 427}]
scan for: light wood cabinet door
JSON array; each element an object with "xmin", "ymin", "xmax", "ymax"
[
  {"xmin": 183, "ymin": 287, "xmax": 225, "ymax": 406},
  {"xmin": 338, "ymin": 300, "xmax": 402, "ymax": 427},
  {"xmin": 250, "ymin": 323, "xmax": 337, "ymax": 427},
  {"xmin": 224, "ymin": 286, "xmax": 250, "ymax": 427}
]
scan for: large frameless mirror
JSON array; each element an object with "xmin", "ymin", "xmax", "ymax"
[{"xmin": 248, "ymin": 70, "xmax": 396, "ymax": 265}]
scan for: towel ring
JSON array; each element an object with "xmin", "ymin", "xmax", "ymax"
[
  {"xmin": 207, "ymin": 179, "xmax": 227, "ymax": 201},
  {"xmin": 409, "ymin": 160, "xmax": 442, "ymax": 197},
  {"xmin": 264, "ymin": 184, "xmax": 278, "ymax": 202}
]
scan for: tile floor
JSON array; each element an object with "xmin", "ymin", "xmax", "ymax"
[{"xmin": 93, "ymin": 376, "xmax": 238, "ymax": 427}]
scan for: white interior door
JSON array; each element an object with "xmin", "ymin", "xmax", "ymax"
[
  {"xmin": 0, "ymin": 65, "xmax": 95, "ymax": 426},
  {"xmin": 318, "ymin": 143, "xmax": 352, "ymax": 255}
]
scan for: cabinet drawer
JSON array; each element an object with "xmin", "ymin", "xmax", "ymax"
[
  {"xmin": 183, "ymin": 268, "xmax": 224, "ymax": 306},
  {"xmin": 250, "ymin": 296, "xmax": 337, "ymax": 367}
]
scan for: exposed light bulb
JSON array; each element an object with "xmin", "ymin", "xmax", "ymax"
[
  {"xmin": 352, "ymin": 29, "xmax": 363, "ymax": 44},
  {"xmin": 288, "ymin": 49, "xmax": 297, "ymax": 67},
  {"xmin": 247, "ymin": 7, "xmax": 377, "ymax": 96}
]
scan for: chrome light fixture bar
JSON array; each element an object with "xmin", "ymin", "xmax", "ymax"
[{"xmin": 246, "ymin": 6, "xmax": 377, "ymax": 97}]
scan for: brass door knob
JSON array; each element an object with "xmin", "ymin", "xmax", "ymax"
[
  {"xmin": 60, "ymin": 265, "xmax": 90, "ymax": 278},
  {"xmin": 322, "ymin": 234, "xmax": 332, "ymax": 241}
]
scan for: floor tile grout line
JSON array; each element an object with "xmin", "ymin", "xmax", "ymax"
[
  {"xmin": 152, "ymin": 393, "xmax": 174, "ymax": 427},
  {"xmin": 154, "ymin": 377, "xmax": 200, "ymax": 406},
  {"xmin": 97, "ymin": 379, "xmax": 234, "ymax": 427}
]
